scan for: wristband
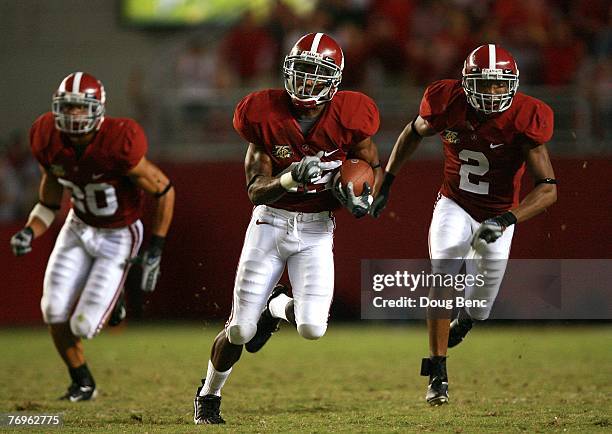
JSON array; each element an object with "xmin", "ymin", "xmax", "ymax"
[
  {"xmin": 150, "ymin": 235, "xmax": 165, "ymax": 251},
  {"xmin": 29, "ymin": 203, "xmax": 57, "ymax": 228},
  {"xmin": 495, "ymin": 211, "xmax": 517, "ymax": 228},
  {"xmin": 280, "ymin": 172, "xmax": 298, "ymax": 190},
  {"xmin": 380, "ymin": 172, "xmax": 396, "ymax": 193}
]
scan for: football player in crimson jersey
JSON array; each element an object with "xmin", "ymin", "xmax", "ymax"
[
  {"xmin": 371, "ymin": 45, "xmax": 557, "ymax": 405},
  {"xmin": 9, "ymin": 72, "xmax": 175, "ymax": 401},
  {"xmin": 192, "ymin": 32, "xmax": 382, "ymax": 424}
]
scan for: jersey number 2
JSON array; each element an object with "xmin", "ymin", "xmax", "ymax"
[
  {"xmin": 58, "ymin": 179, "xmax": 119, "ymax": 216},
  {"xmin": 458, "ymin": 150, "xmax": 489, "ymax": 195}
]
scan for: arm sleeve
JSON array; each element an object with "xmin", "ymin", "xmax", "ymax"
[
  {"xmin": 340, "ymin": 92, "xmax": 380, "ymax": 143},
  {"xmin": 119, "ymin": 121, "xmax": 148, "ymax": 171},
  {"xmin": 523, "ymin": 102, "xmax": 554, "ymax": 145},
  {"xmin": 233, "ymin": 95, "xmax": 259, "ymax": 144},
  {"xmin": 352, "ymin": 94, "xmax": 380, "ymax": 143},
  {"xmin": 419, "ymin": 80, "xmax": 451, "ymax": 133}
]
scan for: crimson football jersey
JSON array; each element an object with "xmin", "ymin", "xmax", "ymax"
[
  {"xmin": 30, "ymin": 112, "xmax": 147, "ymax": 228},
  {"xmin": 420, "ymin": 80, "xmax": 554, "ymax": 222},
  {"xmin": 233, "ymin": 89, "xmax": 380, "ymax": 212}
]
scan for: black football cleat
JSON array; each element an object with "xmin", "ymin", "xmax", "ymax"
[
  {"xmin": 59, "ymin": 383, "xmax": 97, "ymax": 402},
  {"xmin": 421, "ymin": 356, "xmax": 449, "ymax": 406},
  {"xmin": 448, "ymin": 317, "xmax": 474, "ymax": 348},
  {"xmin": 245, "ymin": 284, "xmax": 290, "ymax": 353},
  {"xmin": 108, "ymin": 292, "xmax": 126, "ymax": 327},
  {"xmin": 193, "ymin": 387, "xmax": 225, "ymax": 424}
]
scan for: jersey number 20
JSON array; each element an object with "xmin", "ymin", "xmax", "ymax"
[
  {"xmin": 58, "ymin": 179, "xmax": 119, "ymax": 216},
  {"xmin": 458, "ymin": 150, "xmax": 489, "ymax": 195}
]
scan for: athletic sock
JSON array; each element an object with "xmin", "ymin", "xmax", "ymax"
[
  {"xmin": 69, "ymin": 363, "xmax": 95, "ymax": 386},
  {"xmin": 199, "ymin": 360, "xmax": 232, "ymax": 397},
  {"xmin": 269, "ymin": 294, "xmax": 292, "ymax": 321}
]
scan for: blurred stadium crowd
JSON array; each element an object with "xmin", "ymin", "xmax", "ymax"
[
  {"xmin": 173, "ymin": 0, "xmax": 609, "ymax": 89},
  {"xmin": 1, "ymin": 0, "xmax": 610, "ymax": 222}
]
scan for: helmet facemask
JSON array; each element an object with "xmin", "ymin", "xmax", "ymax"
[
  {"xmin": 52, "ymin": 93, "xmax": 105, "ymax": 135},
  {"xmin": 462, "ymin": 70, "xmax": 519, "ymax": 114},
  {"xmin": 283, "ymin": 53, "xmax": 342, "ymax": 109}
]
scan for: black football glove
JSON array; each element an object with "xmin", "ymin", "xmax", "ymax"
[
  {"xmin": 10, "ymin": 227, "xmax": 34, "ymax": 256},
  {"xmin": 471, "ymin": 212, "xmax": 517, "ymax": 253},
  {"xmin": 370, "ymin": 172, "xmax": 395, "ymax": 218},
  {"xmin": 130, "ymin": 236, "xmax": 165, "ymax": 292}
]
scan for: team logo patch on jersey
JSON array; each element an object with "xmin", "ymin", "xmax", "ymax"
[
  {"xmin": 273, "ymin": 145, "xmax": 293, "ymax": 159},
  {"xmin": 50, "ymin": 164, "xmax": 65, "ymax": 177},
  {"xmin": 442, "ymin": 130, "xmax": 460, "ymax": 144}
]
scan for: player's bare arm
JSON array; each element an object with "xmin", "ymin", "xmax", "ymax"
[
  {"xmin": 386, "ymin": 116, "xmax": 436, "ymax": 176},
  {"xmin": 10, "ymin": 165, "xmax": 64, "ymax": 256},
  {"xmin": 128, "ymin": 157, "xmax": 175, "ymax": 237},
  {"xmin": 245, "ymin": 142, "xmax": 324, "ymax": 205},
  {"xmin": 245, "ymin": 142, "xmax": 287, "ymax": 205},
  {"xmin": 348, "ymin": 137, "xmax": 383, "ymax": 194},
  {"xmin": 510, "ymin": 143, "xmax": 557, "ymax": 222},
  {"xmin": 29, "ymin": 166, "xmax": 64, "ymax": 237},
  {"xmin": 371, "ymin": 116, "xmax": 436, "ymax": 217},
  {"xmin": 128, "ymin": 156, "xmax": 175, "ymax": 293}
]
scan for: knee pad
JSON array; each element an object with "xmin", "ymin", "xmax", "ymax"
[
  {"xmin": 40, "ymin": 296, "xmax": 70, "ymax": 324},
  {"xmin": 226, "ymin": 323, "xmax": 257, "ymax": 345},
  {"xmin": 70, "ymin": 313, "xmax": 96, "ymax": 339},
  {"xmin": 297, "ymin": 323, "xmax": 327, "ymax": 340}
]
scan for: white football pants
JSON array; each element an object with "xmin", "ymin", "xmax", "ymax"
[
  {"xmin": 41, "ymin": 209, "xmax": 143, "ymax": 338},
  {"xmin": 428, "ymin": 195, "xmax": 514, "ymax": 320},
  {"xmin": 226, "ymin": 205, "xmax": 335, "ymax": 344}
]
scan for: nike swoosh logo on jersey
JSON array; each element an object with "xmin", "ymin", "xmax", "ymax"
[
  {"xmin": 92, "ymin": 173, "xmax": 104, "ymax": 179},
  {"xmin": 255, "ymin": 220, "xmax": 271, "ymax": 226},
  {"xmin": 490, "ymin": 143, "xmax": 504, "ymax": 149},
  {"xmin": 323, "ymin": 149, "xmax": 339, "ymax": 157}
]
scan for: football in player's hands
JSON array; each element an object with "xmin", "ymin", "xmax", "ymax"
[{"xmin": 339, "ymin": 159, "xmax": 374, "ymax": 196}]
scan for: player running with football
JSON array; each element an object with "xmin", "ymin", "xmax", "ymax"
[
  {"xmin": 10, "ymin": 72, "xmax": 175, "ymax": 401},
  {"xmin": 371, "ymin": 45, "xmax": 557, "ymax": 405},
  {"xmin": 192, "ymin": 32, "xmax": 382, "ymax": 424}
]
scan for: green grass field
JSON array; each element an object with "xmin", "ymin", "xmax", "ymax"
[{"xmin": 0, "ymin": 323, "xmax": 610, "ymax": 433}]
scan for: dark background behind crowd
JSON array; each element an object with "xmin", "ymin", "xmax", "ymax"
[{"xmin": 1, "ymin": 0, "xmax": 610, "ymax": 222}]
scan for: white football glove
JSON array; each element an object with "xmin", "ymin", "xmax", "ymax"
[
  {"xmin": 140, "ymin": 248, "xmax": 162, "ymax": 292},
  {"xmin": 130, "ymin": 237, "xmax": 165, "ymax": 292},
  {"xmin": 291, "ymin": 151, "xmax": 324, "ymax": 184},
  {"xmin": 10, "ymin": 227, "xmax": 34, "ymax": 256},
  {"xmin": 470, "ymin": 219, "xmax": 504, "ymax": 253},
  {"xmin": 333, "ymin": 174, "xmax": 373, "ymax": 218}
]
